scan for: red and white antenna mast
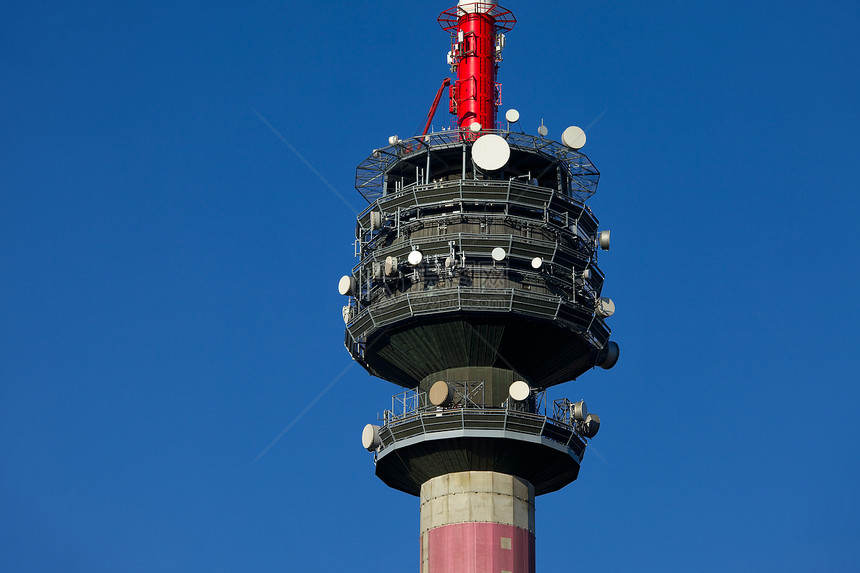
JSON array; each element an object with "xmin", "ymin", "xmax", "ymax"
[{"xmin": 439, "ymin": 2, "xmax": 516, "ymax": 133}]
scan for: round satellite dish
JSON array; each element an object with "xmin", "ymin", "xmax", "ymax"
[
  {"xmin": 472, "ymin": 134, "xmax": 511, "ymax": 171},
  {"xmin": 491, "ymin": 247, "xmax": 507, "ymax": 261},
  {"xmin": 598, "ymin": 230, "xmax": 611, "ymax": 251},
  {"xmin": 338, "ymin": 275, "xmax": 355, "ymax": 296},
  {"xmin": 505, "ymin": 109, "xmax": 520, "ymax": 123},
  {"xmin": 509, "ymin": 380, "xmax": 531, "ymax": 402},
  {"xmin": 408, "ymin": 250, "xmax": 423, "ymax": 266},
  {"xmin": 388, "ymin": 135, "xmax": 399, "ymax": 145},
  {"xmin": 571, "ymin": 400, "xmax": 588, "ymax": 421},
  {"xmin": 531, "ymin": 257, "xmax": 543, "ymax": 269},
  {"xmin": 361, "ymin": 424, "xmax": 382, "ymax": 451},
  {"xmin": 429, "ymin": 380, "xmax": 454, "ymax": 407},
  {"xmin": 583, "ymin": 413, "xmax": 600, "ymax": 438},
  {"xmin": 384, "ymin": 256, "xmax": 399, "ymax": 277},
  {"xmin": 596, "ymin": 297, "xmax": 615, "ymax": 318},
  {"xmin": 469, "ymin": 122, "xmax": 482, "ymax": 133},
  {"xmin": 599, "ymin": 341, "xmax": 620, "ymax": 370},
  {"xmin": 561, "ymin": 126, "xmax": 587, "ymax": 150},
  {"xmin": 582, "ymin": 269, "xmax": 592, "ymax": 280},
  {"xmin": 370, "ymin": 211, "xmax": 382, "ymax": 230},
  {"xmin": 445, "ymin": 256, "xmax": 454, "ymax": 269},
  {"xmin": 537, "ymin": 124, "xmax": 548, "ymax": 137}
]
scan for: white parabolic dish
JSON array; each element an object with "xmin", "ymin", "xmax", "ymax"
[
  {"xmin": 472, "ymin": 134, "xmax": 511, "ymax": 171},
  {"xmin": 509, "ymin": 380, "xmax": 531, "ymax": 402},
  {"xmin": 408, "ymin": 250, "xmax": 423, "ymax": 266},
  {"xmin": 338, "ymin": 275, "xmax": 354, "ymax": 296},
  {"xmin": 561, "ymin": 126, "xmax": 587, "ymax": 150},
  {"xmin": 597, "ymin": 297, "xmax": 616, "ymax": 318},
  {"xmin": 361, "ymin": 424, "xmax": 381, "ymax": 450}
]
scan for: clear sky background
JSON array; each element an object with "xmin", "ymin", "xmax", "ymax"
[{"xmin": 2, "ymin": 1, "xmax": 859, "ymax": 571}]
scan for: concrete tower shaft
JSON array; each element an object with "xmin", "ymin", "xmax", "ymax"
[{"xmin": 420, "ymin": 472, "xmax": 535, "ymax": 573}]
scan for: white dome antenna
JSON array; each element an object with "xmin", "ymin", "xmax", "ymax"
[
  {"xmin": 561, "ymin": 126, "xmax": 587, "ymax": 150},
  {"xmin": 472, "ymin": 134, "xmax": 511, "ymax": 171},
  {"xmin": 509, "ymin": 380, "xmax": 531, "ymax": 402}
]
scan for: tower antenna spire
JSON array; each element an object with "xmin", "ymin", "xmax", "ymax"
[{"xmin": 439, "ymin": 2, "xmax": 516, "ymax": 134}]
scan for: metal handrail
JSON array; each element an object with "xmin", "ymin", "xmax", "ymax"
[
  {"xmin": 355, "ymin": 129, "xmax": 599, "ymax": 202},
  {"xmin": 377, "ymin": 406, "xmax": 586, "ymax": 455}
]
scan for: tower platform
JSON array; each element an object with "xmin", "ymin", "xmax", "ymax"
[{"xmin": 376, "ymin": 406, "xmax": 584, "ymax": 495}]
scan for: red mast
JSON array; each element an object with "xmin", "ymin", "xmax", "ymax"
[{"xmin": 439, "ymin": 2, "xmax": 516, "ymax": 134}]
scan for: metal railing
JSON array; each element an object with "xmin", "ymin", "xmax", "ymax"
[
  {"xmin": 375, "ymin": 404, "xmax": 587, "ymax": 459},
  {"xmin": 345, "ymin": 286, "xmax": 609, "ymax": 347},
  {"xmin": 355, "ymin": 129, "xmax": 600, "ymax": 203}
]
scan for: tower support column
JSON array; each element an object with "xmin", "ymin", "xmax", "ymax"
[{"xmin": 419, "ymin": 471, "xmax": 535, "ymax": 573}]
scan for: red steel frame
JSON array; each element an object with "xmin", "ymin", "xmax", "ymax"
[
  {"xmin": 422, "ymin": 78, "xmax": 452, "ymax": 137},
  {"xmin": 439, "ymin": 3, "xmax": 516, "ymax": 134}
]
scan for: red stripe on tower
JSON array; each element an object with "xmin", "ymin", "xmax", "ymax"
[
  {"xmin": 419, "ymin": 472, "xmax": 536, "ymax": 573},
  {"xmin": 427, "ymin": 523, "xmax": 535, "ymax": 573}
]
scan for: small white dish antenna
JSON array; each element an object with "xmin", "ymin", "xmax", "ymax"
[
  {"xmin": 537, "ymin": 120, "xmax": 548, "ymax": 137},
  {"xmin": 596, "ymin": 297, "xmax": 615, "ymax": 318},
  {"xmin": 598, "ymin": 230, "xmax": 611, "ymax": 251},
  {"xmin": 599, "ymin": 341, "xmax": 620, "ymax": 370},
  {"xmin": 581, "ymin": 269, "xmax": 592, "ymax": 280},
  {"xmin": 472, "ymin": 134, "xmax": 511, "ymax": 171},
  {"xmin": 384, "ymin": 256, "xmax": 399, "ymax": 277},
  {"xmin": 338, "ymin": 275, "xmax": 356, "ymax": 296},
  {"xmin": 408, "ymin": 249, "xmax": 423, "ymax": 266},
  {"xmin": 491, "ymin": 247, "xmax": 507, "ymax": 262},
  {"xmin": 509, "ymin": 380, "xmax": 531, "ymax": 402},
  {"xmin": 505, "ymin": 109, "xmax": 520, "ymax": 123},
  {"xmin": 561, "ymin": 126, "xmax": 587, "ymax": 150},
  {"xmin": 361, "ymin": 424, "xmax": 382, "ymax": 451},
  {"xmin": 571, "ymin": 400, "xmax": 588, "ymax": 421},
  {"xmin": 445, "ymin": 256, "xmax": 455, "ymax": 269},
  {"xmin": 429, "ymin": 380, "xmax": 455, "ymax": 407},
  {"xmin": 531, "ymin": 257, "xmax": 543, "ymax": 269},
  {"xmin": 388, "ymin": 135, "xmax": 400, "ymax": 145},
  {"xmin": 469, "ymin": 122, "xmax": 482, "ymax": 133},
  {"xmin": 584, "ymin": 413, "xmax": 600, "ymax": 437}
]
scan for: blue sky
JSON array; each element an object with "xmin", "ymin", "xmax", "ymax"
[{"xmin": 2, "ymin": 1, "xmax": 858, "ymax": 571}]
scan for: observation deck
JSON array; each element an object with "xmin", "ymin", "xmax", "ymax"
[
  {"xmin": 372, "ymin": 386, "xmax": 590, "ymax": 496},
  {"xmin": 342, "ymin": 129, "xmax": 616, "ymax": 389}
]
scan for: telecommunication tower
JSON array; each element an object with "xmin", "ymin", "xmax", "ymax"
[{"xmin": 338, "ymin": 3, "xmax": 619, "ymax": 572}]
